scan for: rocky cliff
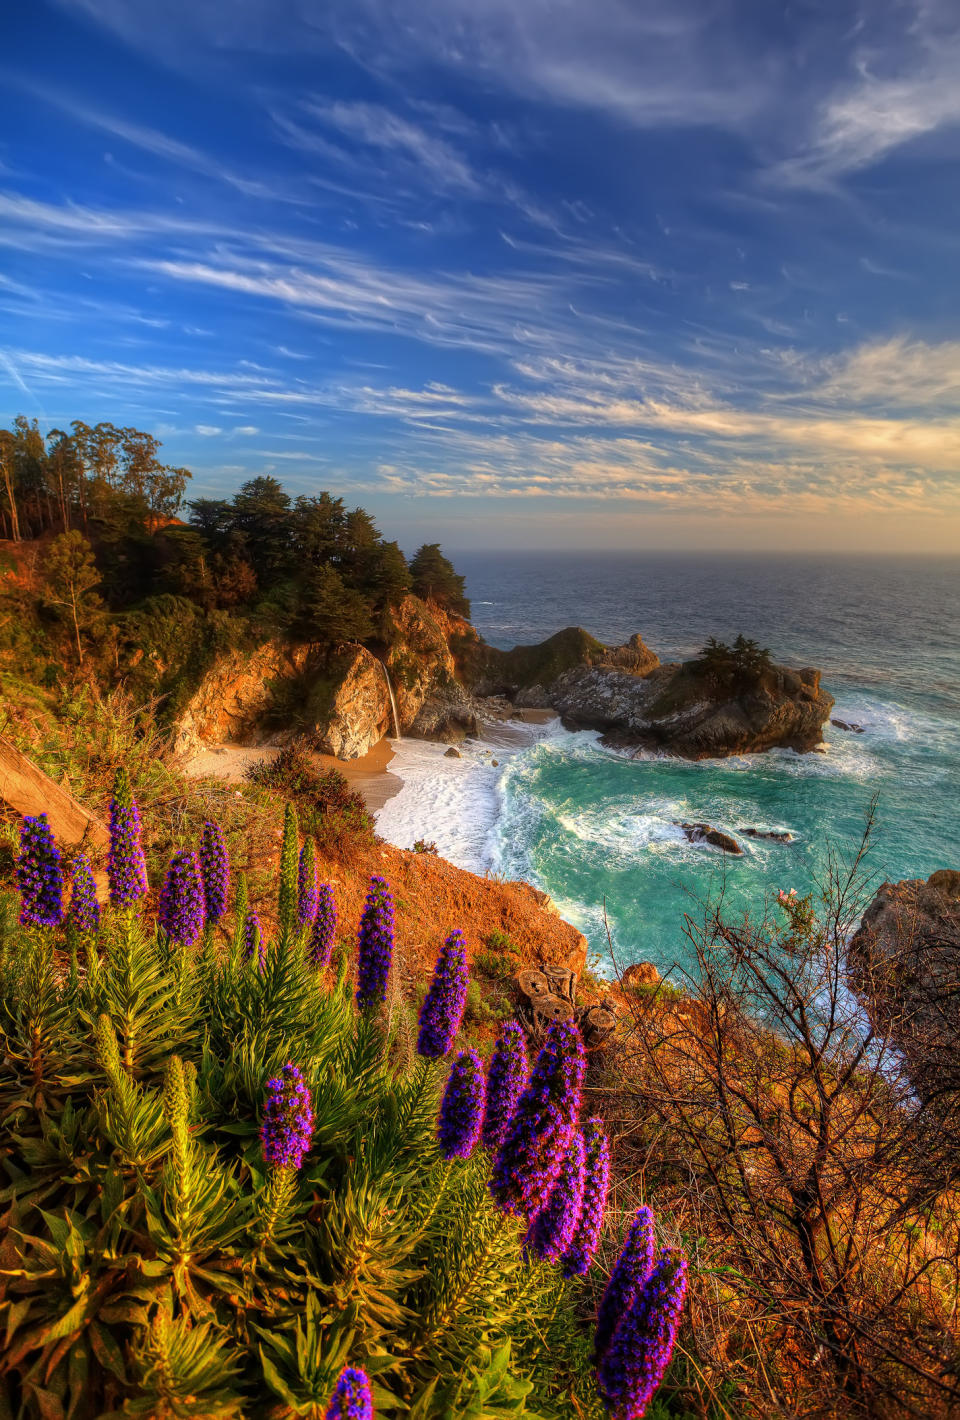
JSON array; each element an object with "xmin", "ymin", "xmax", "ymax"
[
  {"xmin": 849, "ymin": 869, "xmax": 960, "ymax": 1117},
  {"xmin": 173, "ymin": 602, "xmax": 832, "ymax": 763},
  {"xmin": 173, "ymin": 594, "xmax": 483, "ymax": 761}
]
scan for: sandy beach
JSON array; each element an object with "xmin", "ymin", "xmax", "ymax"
[{"xmin": 182, "ymin": 737, "xmax": 403, "ymax": 813}]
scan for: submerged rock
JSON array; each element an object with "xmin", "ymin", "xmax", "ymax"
[
  {"xmin": 444, "ymin": 746, "xmax": 462, "ymax": 758},
  {"xmin": 832, "ymin": 718, "xmax": 865, "ymax": 733},
  {"xmin": 741, "ymin": 827, "xmax": 794, "ymax": 843},
  {"xmin": 679, "ymin": 822, "xmax": 743, "ymax": 855}
]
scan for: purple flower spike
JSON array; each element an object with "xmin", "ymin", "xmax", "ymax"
[
  {"xmin": 594, "ymin": 1205, "xmax": 657, "ymax": 1365},
  {"xmin": 325, "ymin": 1365, "xmax": 373, "ymax": 1420},
  {"xmin": 297, "ymin": 839, "xmax": 318, "ymax": 928},
  {"xmin": 309, "ymin": 882, "xmax": 337, "ymax": 969},
  {"xmin": 489, "ymin": 1018, "xmax": 585, "ymax": 1220},
  {"xmin": 157, "ymin": 850, "xmax": 204, "ymax": 949},
  {"xmin": 417, "ymin": 928, "xmax": 469, "ymax": 1058},
  {"xmin": 106, "ymin": 767, "xmax": 148, "ymax": 905},
  {"xmin": 355, "ymin": 875, "xmax": 394, "ymax": 1012},
  {"xmin": 243, "ymin": 910, "xmax": 266, "ymax": 971},
  {"xmin": 16, "ymin": 814, "xmax": 65, "ymax": 927},
  {"xmin": 67, "ymin": 853, "xmax": 100, "ymax": 936},
  {"xmin": 525, "ymin": 1128, "xmax": 587, "ymax": 1263},
  {"xmin": 261, "ymin": 1062, "xmax": 314, "ymax": 1171},
  {"xmin": 437, "ymin": 1048, "xmax": 486, "ymax": 1160},
  {"xmin": 199, "ymin": 821, "xmax": 229, "ymax": 925},
  {"xmin": 562, "ymin": 1117, "xmax": 610, "ymax": 1277},
  {"xmin": 598, "ymin": 1248, "xmax": 688, "ymax": 1420},
  {"xmin": 481, "ymin": 1021, "xmax": 529, "ymax": 1153}
]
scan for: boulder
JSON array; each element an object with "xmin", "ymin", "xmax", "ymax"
[
  {"xmin": 741, "ymin": 827, "xmax": 794, "ymax": 843},
  {"xmin": 622, "ymin": 961, "xmax": 662, "ymax": 989},
  {"xmin": 307, "ymin": 645, "xmax": 392, "ymax": 760},
  {"xmin": 680, "ymin": 822, "xmax": 743, "ymax": 855},
  {"xmin": 444, "ymin": 746, "xmax": 462, "ymax": 759},
  {"xmin": 831, "ymin": 718, "xmax": 865, "ymax": 733},
  {"xmin": 849, "ymin": 870, "xmax": 960, "ymax": 1118}
]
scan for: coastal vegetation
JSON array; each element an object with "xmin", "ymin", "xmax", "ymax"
[
  {"xmin": 1, "ymin": 681, "xmax": 958, "ymax": 1416},
  {"xmin": 1, "ymin": 773, "xmax": 685, "ymax": 1419},
  {"xmin": 2, "ymin": 419, "xmax": 957, "ymax": 1416},
  {"xmin": 0, "ymin": 414, "xmax": 468, "ymax": 724}
]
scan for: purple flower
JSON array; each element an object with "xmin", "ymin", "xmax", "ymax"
[
  {"xmin": 198, "ymin": 821, "xmax": 229, "ymax": 925},
  {"xmin": 16, "ymin": 814, "xmax": 64, "ymax": 927},
  {"xmin": 243, "ymin": 910, "xmax": 266, "ymax": 972},
  {"xmin": 309, "ymin": 882, "xmax": 337, "ymax": 970},
  {"xmin": 437, "ymin": 1048, "xmax": 486, "ymax": 1160},
  {"xmin": 594, "ymin": 1205, "xmax": 657, "ymax": 1365},
  {"xmin": 157, "ymin": 850, "xmax": 204, "ymax": 949},
  {"xmin": 67, "ymin": 853, "xmax": 100, "ymax": 936},
  {"xmin": 261, "ymin": 1062, "xmax": 314, "ymax": 1171},
  {"xmin": 355, "ymin": 875, "xmax": 394, "ymax": 1012},
  {"xmin": 417, "ymin": 928, "xmax": 469, "ymax": 1058},
  {"xmin": 525, "ymin": 1128, "xmax": 587, "ymax": 1263},
  {"xmin": 597, "ymin": 1248, "xmax": 688, "ymax": 1420},
  {"xmin": 562, "ymin": 1117, "xmax": 610, "ymax": 1277},
  {"xmin": 325, "ymin": 1366, "xmax": 373, "ymax": 1420},
  {"xmin": 106, "ymin": 767, "xmax": 148, "ymax": 905},
  {"xmin": 481, "ymin": 1021, "xmax": 529, "ymax": 1152},
  {"xmin": 297, "ymin": 839, "xmax": 318, "ymax": 928},
  {"xmin": 489, "ymin": 1018, "xmax": 585, "ymax": 1220}
]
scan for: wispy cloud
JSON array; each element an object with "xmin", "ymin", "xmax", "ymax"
[{"xmin": 20, "ymin": 82, "xmax": 295, "ymax": 200}]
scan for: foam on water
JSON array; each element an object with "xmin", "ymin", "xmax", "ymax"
[{"xmin": 375, "ymin": 682, "xmax": 960, "ymax": 972}]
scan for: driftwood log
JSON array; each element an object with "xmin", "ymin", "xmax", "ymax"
[{"xmin": 0, "ymin": 736, "xmax": 110, "ymax": 898}]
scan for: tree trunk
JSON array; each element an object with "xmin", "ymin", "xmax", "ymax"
[
  {"xmin": 1, "ymin": 460, "xmax": 20, "ymax": 542},
  {"xmin": 71, "ymin": 588, "xmax": 84, "ymax": 665}
]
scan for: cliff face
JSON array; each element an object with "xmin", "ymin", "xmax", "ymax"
[
  {"xmin": 172, "ymin": 604, "xmax": 832, "ymax": 764},
  {"xmin": 172, "ymin": 594, "xmax": 481, "ymax": 761},
  {"xmin": 849, "ymin": 870, "xmax": 960, "ymax": 1114}
]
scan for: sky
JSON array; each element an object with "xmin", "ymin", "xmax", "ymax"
[{"xmin": 2, "ymin": 0, "xmax": 959, "ymax": 553}]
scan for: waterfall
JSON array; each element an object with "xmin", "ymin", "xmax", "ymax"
[{"xmin": 379, "ymin": 660, "xmax": 401, "ymax": 739}]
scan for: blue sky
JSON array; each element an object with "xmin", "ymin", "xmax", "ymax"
[{"xmin": 2, "ymin": 0, "xmax": 959, "ymax": 552}]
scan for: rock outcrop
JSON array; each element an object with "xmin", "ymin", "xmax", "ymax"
[
  {"xmin": 679, "ymin": 822, "xmax": 743, "ymax": 855},
  {"xmin": 172, "ymin": 643, "xmax": 312, "ymax": 758},
  {"xmin": 849, "ymin": 869, "xmax": 960, "ymax": 1114},
  {"xmin": 173, "ymin": 599, "xmax": 831, "ymax": 765},
  {"xmin": 172, "ymin": 594, "xmax": 485, "ymax": 761},
  {"xmin": 308, "ymin": 645, "xmax": 392, "ymax": 759},
  {"xmin": 475, "ymin": 626, "xmax": 659, "ymax": 703},
  {"xmin": 537, "ymin": 658, "xmax": 832, "ymax": 758}
]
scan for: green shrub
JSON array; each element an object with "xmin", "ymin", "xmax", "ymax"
[
  {"xmin": 0, "ymin": 888, "xmax": 602, "ymax": 1419},
  {"xmin": 245, "ymin": 740, "xmax": 375, "ymax": 851}
]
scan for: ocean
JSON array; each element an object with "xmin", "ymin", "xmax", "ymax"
[{"xmin": 376, "ymin": 552, "xmax": 960, "ymax": 978}]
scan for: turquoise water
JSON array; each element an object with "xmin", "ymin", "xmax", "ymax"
[{"xmin": 381, "ymin": 553, "xmax": 960, "ymax": 976}]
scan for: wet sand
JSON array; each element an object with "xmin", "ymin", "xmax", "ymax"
[{"xmin": 182, "ymin": 738, "xmax": 403, "ymax": 813}]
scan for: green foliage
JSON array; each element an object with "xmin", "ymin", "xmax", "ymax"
[
  {"xmin": 696, "ymin": 634, "xmax": 773, "ymax": 689},
  {"xmin": 409, "ymin": 544, "xmax": 471, "ymax": 617},
  {"xmin": 0, "ymin": 878, "xmax": 604, "ymax": 1419},
  {"xmin": 41, "ymin": 530, "xmax": 104, "ymax": 664},
  {"xmin": 244, "ymin": 740, "xmax": 375, "ymax": 854},
  {"xmin": 476, "ymin": 930, "xmax": 521, "ymax": 980}
]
